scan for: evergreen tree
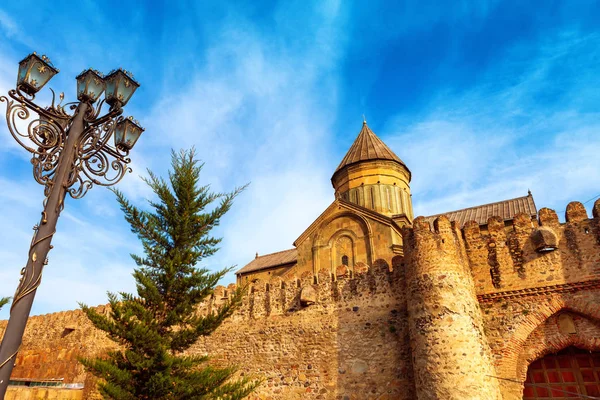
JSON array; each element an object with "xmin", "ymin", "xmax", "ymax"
[
  {"xmin": 0, "ymin": 297, "xmax": 9, "ymax": 310},
  {"xmin": 80, "ymin": 149, "xmax": 258, "ymax": 400}
]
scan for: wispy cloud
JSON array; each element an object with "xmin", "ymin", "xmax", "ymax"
[
  {"xmin": 141, "ymin": 2, "xmax": 348, "ymax": 273},
  {"xmin": 384, "ymin": 30, "xmax": 600, "ymax": 219}
]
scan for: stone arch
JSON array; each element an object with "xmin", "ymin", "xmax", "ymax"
[
  {"xmin": 328, "ymin": 229, "xmax": 358, "ymax": 273},
  {"xmin": 516, "ymin": 316, "xmax": 600, "ymax": 382},
  {"xmin": 495, "ymin": 296, "xmax": 600, "ymax": 391},
  {"xmin": 492, "ymin": 301, "xmax": 600, "ymax": 400},
  {"xmin": 312, "ymin": 211, "xmax": 373, "ymax": 247},
  {"xmin": 312, "ymin": 211, "xmax": 374, "ymax": 274},
  {"xmin": 509, "ymin": 296, "xmax": 600, "ymax": 350},
  {"xmin": 498, "ymin": 296, "xmax": 600, "ymax": 380}
]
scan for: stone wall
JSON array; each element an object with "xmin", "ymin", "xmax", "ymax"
[
  {"xmin": 195, "ymin": 264, "xmax": 414, "ymax": 400},
  {"xmin": 403, "ymin": 216, "xmax": 501, "ymax": 400},
  {"xmin": 5, "ymin": 387, "xmax": 83, "ymax": 399},
  {"xmin": 471, "ymin": 199, "xmax": 600, "ymax": 399},
  {"xmin": 1, "ymin": 199, "xmax": 599, "ymax": 400},
  {"xmin": 464, "ymin": 201, "xmax": 600, "ymax": 295},
  {"xmin": 1, "ymin": 262, "xmax": 413, "ymax": 400},
  {"xmin": 0, "ymin": 307, "xmax": 116, "ymax": 384}
]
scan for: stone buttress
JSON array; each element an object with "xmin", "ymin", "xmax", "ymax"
[{"xmin": 403, "ymin": 216, "xmax": 501, "ymax": 400}]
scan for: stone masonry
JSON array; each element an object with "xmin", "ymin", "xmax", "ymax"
[{"xmin": 1, "ymin": 199, "xmax": 599, "ymax": 399}]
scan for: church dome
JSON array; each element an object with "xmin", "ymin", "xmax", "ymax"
[
  {"xmin": 331, "ymin": 121, "xmax": 413, "ymax": 220},
  {"xmin": 333, "ymin": 121, "xmax": 410, "ymax": 177}
]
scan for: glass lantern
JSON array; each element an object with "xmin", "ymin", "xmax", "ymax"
[
  {"xmin": 17, "ymin": 53, "xmax": 59, "ymax": 95},
  {"xmin": 104, "ymin": 69, "xmax": 139, "ymax": 108},
  {"xmin": 114, "ymin": 117, "xmax": 144, "ymax": 151},
  {"xmin": 76, "ymin": 69, "xmax": 105, "ymax": 103}
]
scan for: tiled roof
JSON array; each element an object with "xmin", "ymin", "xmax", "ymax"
[
  {"xmin": 334, "ymin": 122, "xmax": 408, "ymax": 175},
  {"xmin": 236, "ymin": 248, "xmax": 297, "ymax": 275},
  {"xmin": 423, "ymin": 193, "xmax": 537, "ymax": 228}
]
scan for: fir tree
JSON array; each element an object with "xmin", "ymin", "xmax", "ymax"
[
  {"xmin": 80, "ymin": 149, "xmax": 258, "ymax": 400},
  {"xmin": 0, "ymin": 297, "xmax": 9, "ymax": 310}
]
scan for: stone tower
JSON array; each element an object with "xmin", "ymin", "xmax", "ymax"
[
  {"xmin": 403, "ymin": 216, "xmax": 501, "ymax": 400},
  {"xmin": 331, "ymin": 121, "xmax": 413, "ymax": 225}
]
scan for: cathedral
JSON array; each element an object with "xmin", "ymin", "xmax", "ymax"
[{"xmin": 236, "ymin": 121, "xmax": 537, "ymax": 284}]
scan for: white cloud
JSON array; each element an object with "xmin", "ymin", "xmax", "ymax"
[
  {"xmin": 383, "ymin": 30, "xmax": 600, "ymax": 220},
  {"xmin": 0, "ymin": 10, "xmax": 19, "ymax": 38},
  {"xmin": 138, "ymin": 3, "xmax": 347, "ymax": 280}
]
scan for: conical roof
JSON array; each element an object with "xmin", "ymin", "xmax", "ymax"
[{"xmin": 333, "ymin": 121, "xmax": 409, "ymax": 175}]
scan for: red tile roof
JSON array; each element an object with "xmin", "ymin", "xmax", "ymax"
[
  {"xmin": 236, "ymin": 248, "xmax": 297, "ymax": 275},
  {"xmin": 423, "ymin": 193, "xmax": 537, "ymax": 228}
]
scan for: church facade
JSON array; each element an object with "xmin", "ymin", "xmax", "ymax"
[{"xmin": 237, "ymin": 121, "xmax": 537, "ymax": 286}]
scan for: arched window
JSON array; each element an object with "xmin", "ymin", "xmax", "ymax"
[{"xmin": 342, "ymin": 255, "xmax": 349, "ymax": 266}]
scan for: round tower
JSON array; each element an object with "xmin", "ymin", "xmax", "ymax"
[
  {"xmin": 404, "ymin": 216, "xmax": 501, "ymax": 400},
  {"xmin": 331, "ymin": 121, "xmax": 413, "ymax": 220}
]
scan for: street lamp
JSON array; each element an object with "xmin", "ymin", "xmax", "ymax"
[{"xmin": 0, "ymin": 52, "xmax": 144, "ymax": 396}]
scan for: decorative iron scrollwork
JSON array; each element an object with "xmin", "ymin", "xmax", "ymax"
[{"xmin": 0, "ymin": 86, "xmax": 130, "ymax": 199}]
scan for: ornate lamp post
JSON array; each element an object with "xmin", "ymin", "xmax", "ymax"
[{"xmin": 0, "ymin": 53, "xmax": 144, "ymax": 395}]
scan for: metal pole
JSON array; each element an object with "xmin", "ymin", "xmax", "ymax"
[{"xmin": 0, "ymin": 102, "xmax": 89, "ymax": 398}]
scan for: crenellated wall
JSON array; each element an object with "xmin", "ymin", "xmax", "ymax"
[
  {"xmin": 1, "ymin": 258, "xmax": 413, "ymax": 400},
  {"xmin": 468, "ymin": 199, "xmax": 600, "ymax": 400},
  {"xmin": 464, "ymin": 201, "xmax": 600, "ymax": 296},
  {"xmin": 1, "ymin": 199, "xmax": 599, "ymax": 400},
  {"xmin": 190, "ymin": 264, "xmax": 414, "ymax": 399}
]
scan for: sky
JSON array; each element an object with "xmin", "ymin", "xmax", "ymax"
[{"xmin": 0, "ymin": 1, "xmax": 599, "ymax": 317}]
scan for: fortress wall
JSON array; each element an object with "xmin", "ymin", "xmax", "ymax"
[
  {"xmin": 465, "ymin": 200, "xmax": 600, "ymax": 296},
  {"xmin": 0, "ymin": 260, "xmax": 413, "ymax": 400},
  {"xmin": 0, "ymin": 307, "xmax": 116, "ymax": 385},
  {"xmin": 2, "ymin": 199, "xmax": 599, "ymax": 400},
  {"xmin": 397, "ymin": 198, "xmax": 600, "ymax": 400},
  {"xmin": 192, "ymin": 263, "xmax": 414, "ymax": 399},
  {"xmin": 473, "ymin": 199, "xmax": 600, "ymax": 400}
]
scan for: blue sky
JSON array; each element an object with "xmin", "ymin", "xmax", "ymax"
[{"xmin": 0, "ymin": 1, "xmax": 599, "ymax": 317}]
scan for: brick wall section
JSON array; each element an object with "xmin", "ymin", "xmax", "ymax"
[{"xmin": 403, "ymin": 216, "xmax": 501, "ymax": 400}]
